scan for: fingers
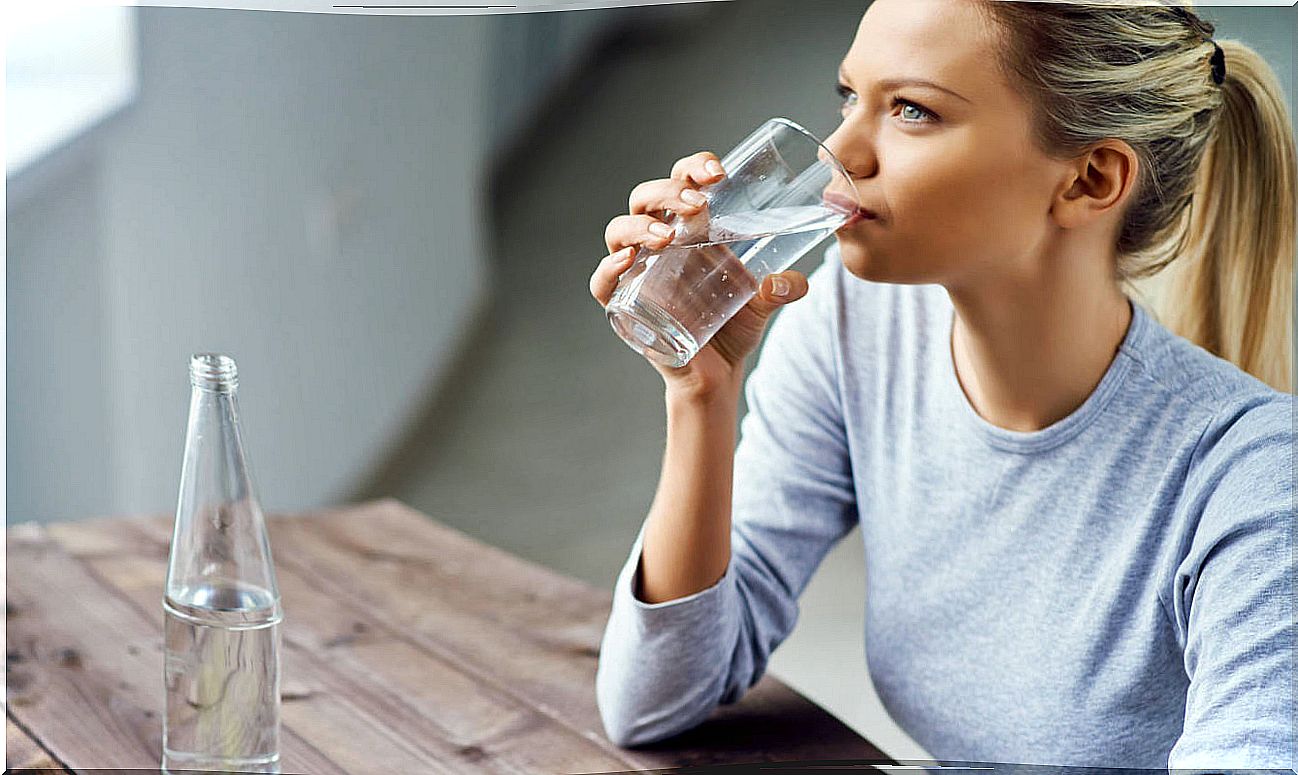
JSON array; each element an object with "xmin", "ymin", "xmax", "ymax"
[
  {"xmin": 670, "ymin": 151, "xmax": 725, "ymax": 185},
  {"xmin": 745, "ymin": 270, "xmax": 810, "ymax": 320},
  {"xmin": 628, "ymin": 178, "xmax": 712, "ymax": 217},
  {"xmin": 593, "ymin": 153, "xmax": 729, "ymax": 311},
  {"xmin": 589, "ymin": 246, "xmax": 637, "ymax": 307},
  {"xmin": 616, "ymin": 154, "xmax": 724, "ymax": 254},
  {"xmin": 605, "ymin": 214, "xmax": 677, "ymax": 255},
  {"xmin": 760, "ymin": 271, "xmax": 809, "ymax": 304}
]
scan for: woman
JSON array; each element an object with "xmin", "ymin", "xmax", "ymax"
[{"xmin": 588, "ymin": 0, "xmax": 1295, "ymax": 768}]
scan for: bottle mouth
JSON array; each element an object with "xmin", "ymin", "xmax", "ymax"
[{"xmin": 190, "ymin": 353, "xmax": 238, "ymax": 391}]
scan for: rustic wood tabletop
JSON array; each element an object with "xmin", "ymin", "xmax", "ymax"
[{"xmin": 6, "ymin": 498, "xmax": 887, "ymax": 773}]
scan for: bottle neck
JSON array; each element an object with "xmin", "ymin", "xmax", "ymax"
[
  {"xmin": 182, "ymin": 385, "xmax": 249, "ymax": 500},
  {"xmin": 168, "ymin": 381, "xmax": 278, "ymax": 609},
  {"xmin": 189, "ymin": 353, "xmax": 238, "ymax": 392}
]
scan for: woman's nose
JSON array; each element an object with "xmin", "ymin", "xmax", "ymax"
[{"xmin": 821, "ymin": 120, "xmax": 876, "ymax": 180}]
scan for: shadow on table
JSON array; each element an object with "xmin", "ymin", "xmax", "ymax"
[{"xmin": 584, "ymin": 764, "xmax": 1292, "ymax": 775}]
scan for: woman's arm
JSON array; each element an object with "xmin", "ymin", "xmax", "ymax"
[
  {"xmin": 1167, "ymin": 395, "xmax": 1297, "ymax": 768},
  {"xmin": 595, "ymin": 252, "xmax": 860, "ymax": 748},
  {"xmin": 637, "ymin": 378, "xmax": 743, "ymax": 604}
]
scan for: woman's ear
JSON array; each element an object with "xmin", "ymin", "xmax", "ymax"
[{"xmin": 1051, "ymin": 140, "xmax": 1140, "ymax": 230}]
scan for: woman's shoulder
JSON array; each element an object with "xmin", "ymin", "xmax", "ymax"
[
  {"xmin": 1121, "ymin": 305, "xmax": 1293, "ymax": 510},
  {"xmin": 1120, "ymin": 301, "xmax": 1293, "ymax": 426}
]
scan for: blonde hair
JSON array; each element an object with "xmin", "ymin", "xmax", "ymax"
[{"xmin": 978, "ymin": 0, "xmax": 1296, "ymax": 392}]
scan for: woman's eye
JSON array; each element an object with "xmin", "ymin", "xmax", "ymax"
[
  {"xmin": 835, "ymin": 84, "xmax": 858, "ymax": 114},
  {"xmin": 894, "ymin": 99, "xmax": 935, "ymax": 123}
]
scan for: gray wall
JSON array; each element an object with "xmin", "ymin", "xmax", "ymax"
[
  {"xmin": 4, "ymin": 3, "xmax": 718, "ymax": 524},
  {"xmin": 8, "ymin": 8, "xmax": 496, "ymax": 522},
  {"xmin": 1206, "ymin": 5, "xmax": 1296, "ymax": 125}
]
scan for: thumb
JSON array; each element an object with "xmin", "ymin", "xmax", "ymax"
[{"xmin": 746, "ymin": 271, "xmax": 809, "ymax": 321}]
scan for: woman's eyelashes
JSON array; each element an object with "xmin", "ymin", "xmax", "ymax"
[
  {"xmin": 835, "ymin": 83, "xmax": 939, "ymax": 125},
  {"xmin": 893, "ymin": 97, "xmax": 938, "ymax": 124},
  {"xmin": 835, "ymin": 83, "xmax": 858, "ymax": 115}
]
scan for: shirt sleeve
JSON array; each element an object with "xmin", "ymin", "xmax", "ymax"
[
  {"xmin": 595, "ymin": 250, "xmax": 861, "ymax": 748},
  {"xmin": 1166, "ymin": 394, "xmax": 1297, "ymax": 770}
]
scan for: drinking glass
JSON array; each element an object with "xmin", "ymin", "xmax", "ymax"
[{"xmin": 606, "ymin": 117, "xmax": 860, "ymax": 368}]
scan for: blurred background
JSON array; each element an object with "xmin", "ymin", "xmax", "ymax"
[{"xmin": 7, "ymin": 0, "xmax": 1295, "ymax": 760}]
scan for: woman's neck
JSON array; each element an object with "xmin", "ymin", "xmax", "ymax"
[{"xmin": 945, "ymin": 251, "xmax": 1132, "ymax": 433}]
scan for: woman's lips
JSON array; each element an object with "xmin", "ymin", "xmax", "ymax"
[
  {"xmin": 822, "ymin": 191, "xmax": 859, "ymax": 215},
  {"xmin": 837, "ymin": 207, "xmax": 877, "ymax": 229},
  {"xmin": 822, "ymin": 191, "xmax": 876, "ymax": 228}
]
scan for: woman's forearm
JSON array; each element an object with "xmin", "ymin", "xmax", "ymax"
[{"xmin": 637, "ymin": 379, "xmax": 743, "ymax": 604}]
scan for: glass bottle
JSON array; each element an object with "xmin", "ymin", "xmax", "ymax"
[{"xmin": 163, "ymin": 353, "xmax": 282, "ymax": 774}]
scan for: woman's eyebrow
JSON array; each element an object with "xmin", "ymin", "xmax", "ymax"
[
  {"xmin": 878, "ymin": 78, "xmax": 972, "ymax": 104},
  {"xmin": 837, "ymin": 64, "xmax": 971, "ymax": 105}
]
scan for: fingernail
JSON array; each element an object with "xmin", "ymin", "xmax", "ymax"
[
  {"xmin": 618, "ymin": 246, "xmax": 636, "ymax": 261},
  {"xmin": 649, "ymin": 222, "xmax": 674, "ymax": 237},
  {"xmin": 680, "ymin": 189, "xmax": 707, "ymax": 206},
  {"xmin": 706, "ymin": 160, "xmax": 724, "ymax": 178},
  {"xmin": 769, "ymin": 276, "xmax": 791, "ymax": 297}
]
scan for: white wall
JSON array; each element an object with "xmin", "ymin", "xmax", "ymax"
[{"xmin": 8, "ymin": 8, "xmax": 494, "ymax": 521}]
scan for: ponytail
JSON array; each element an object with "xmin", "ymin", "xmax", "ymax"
[
  {"xmin": 1162, "ymin": 40, "xmax": 1296, "ymax": 392},
  {"xmin": 980, "ymin": 3, "xmax": 1296, "ymax": 393}
]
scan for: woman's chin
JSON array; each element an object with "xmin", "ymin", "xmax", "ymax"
[
  {"xmin": 833, "ymin": 237, "xmax": 887, "ymax": 281},
  {"xmin": 833, "ymin": 236, "xmax": 931, "ymax": 284}
]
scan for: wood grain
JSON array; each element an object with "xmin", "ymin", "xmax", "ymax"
[
  {"xmin": 12, "ymin": 500, "xmax": 886, "ymax": 773},
  {"xmin": 7, "ymin": 715, "xmax": 69, "ymax": 772},
  {"xmin": 8, "ymin": 522, "xmax": 343, "ymax": 774},
  {"xmin": 60, "ymin": 518, "xmax": 640, "ymax": 773}
]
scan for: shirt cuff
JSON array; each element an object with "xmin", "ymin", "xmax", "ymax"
[{"xmin": 615, "ymin": 522, "xmax": 736, "ymax": 618}]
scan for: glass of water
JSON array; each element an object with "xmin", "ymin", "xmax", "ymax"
[{"xmin": 606, "ymin": 117, "xmax": 860, "ymax": 368}]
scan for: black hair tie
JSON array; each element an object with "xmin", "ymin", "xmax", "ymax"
[{"xmin": 1210, "ymin": 42, "xmax": 1226, "ymax": 86}]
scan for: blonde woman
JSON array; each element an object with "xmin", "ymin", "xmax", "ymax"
[{"xmin": 588, "ymin": 0, "xmax": 1295, "ymax": 767}]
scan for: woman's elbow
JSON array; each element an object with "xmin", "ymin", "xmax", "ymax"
[
  {"xmin": 601, "ymin": 718, "xmax": 654, "ymax": 749},
  {"xmin": 597, "ymin": 695, "xmax": 657, "ymax": 748},
  {"xmin": 596, "ymin": 676, "xmax": 655, "ymax": 747}
]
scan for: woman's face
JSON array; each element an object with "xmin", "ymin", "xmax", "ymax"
[{"xmin": 827, "ymin": 0, "xmax": 1068, "ymax": 287}]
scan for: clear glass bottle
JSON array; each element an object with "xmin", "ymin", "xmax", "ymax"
[{"xmin": 163, "ymin": 353, "xmax": 282, "ymax": 774}]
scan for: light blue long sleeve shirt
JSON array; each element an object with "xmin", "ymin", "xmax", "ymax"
[{"xmin": 595, "ymin": 244, "xmax": 1296, "ymax": 769}]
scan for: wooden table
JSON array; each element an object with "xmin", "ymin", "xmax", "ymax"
[{"xmin": 7, "ymin": 499, "xmax": 887, "ymax": 773}]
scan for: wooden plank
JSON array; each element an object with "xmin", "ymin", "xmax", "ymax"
[
  {"xmin": 7, "ymin": 715, "xmax": 70, "ymax": 772},
  {"xmin": 135, "ymin": 499, "xmax": 885, "ymax": 766},
  {"xmin": 311, "ymin": 500, "xmax": 886, "ymax": 764},
  {"xmin": 325, "ymin": 500, "xmax": 890, "ymax": 765},
  {"xmin": 43, "ymin": 500, "xmax": 885, "ymax": 768},
  {"xmin": 52, "ymin": 515, "xmax": 644, "ymax": 773},
  {"xmin": 7, "ymin": 522, "xmax": 344, "ymax": 774},
  {"xmin": 115, "ymin": 506, "xmax": 633, "ymax": 754},
  {"xmin": 7, "ymin": 522, "xmax": 170, "ymax": 769},
  {"xmin": 39, "ymin": 551, "xmax": 531, "ymax": 775}
]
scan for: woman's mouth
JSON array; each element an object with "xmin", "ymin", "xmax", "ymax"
[
  {"xmin": 838, "ymin": 207, "xmax": 877, "ymax": 229},
  {"xmin": 822, "ymin": 191, "xmax": 858, "ymax": 215},
  {"xmin": 822, "ymin": 191, "xmax": 876, "ymax": 229}
]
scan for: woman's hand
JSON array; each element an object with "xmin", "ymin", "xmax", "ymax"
[{"xmin": 590, "ymin": 151, "xmax": 809, "ymax": 401}]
